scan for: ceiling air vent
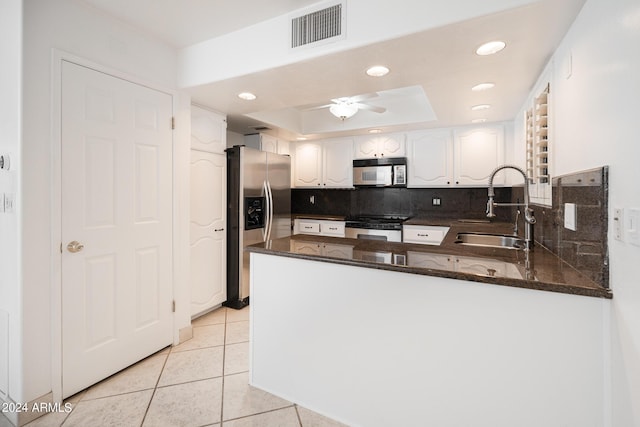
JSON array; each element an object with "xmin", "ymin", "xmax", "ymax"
[{"xmin": 291, "ymin": 2, "xmax": 344, "ymax": 48}]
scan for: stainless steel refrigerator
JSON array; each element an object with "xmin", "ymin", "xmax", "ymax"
[{"xmin": 224, "ymin": 145, "xmax": 291, "ymax": 309}]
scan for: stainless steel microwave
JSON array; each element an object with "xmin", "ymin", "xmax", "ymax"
[{"xmin": 353, "ymin": 157, "xmax": 407, "ymax": 187}]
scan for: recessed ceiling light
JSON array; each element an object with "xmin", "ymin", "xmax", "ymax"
[
  {"xmin": 297, "ymin": 137, "xmax": 307, "ymax": 141},
  {"xmin": 368, "ymin": 129, "xmax": 383, "ymax": 134},
  {"xmin": 475, "ymin": 41, "xmax": 506, "ymax": 56},
  {"xmin": 366, "ymin": 65, "xmax": 390, "ymax": 77},
  {"xmin": 471, "ymin": 82, "xmax": 495, "ymax": 91},
  {"xmin": 238, "ymin": 92, "xmax": 257, "ymax": 101},
  {"xmin": 472, "ymin": 118, "xmax": 488, "ymax": 123},
  {"xmin": 471, "ymin": 104, "xmax": 491, "ymax": 111}
]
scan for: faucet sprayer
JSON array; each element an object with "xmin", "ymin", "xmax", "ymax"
[{"xmin": 486, "ymin": 165, "xmax": 536, "ymax": 250}]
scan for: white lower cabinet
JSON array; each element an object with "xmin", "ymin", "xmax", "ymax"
[
  {"xmin": 407, "ymin": 252, "xmax": 522, "ymax": 278},
  {"xmin": 294, "ymin": 219, "xmax": 346, "ymax": 237},
  {"xmin": 290, "ymin": 240, "xmax": 353, "ymax": 259},
  {"xmin": 403, "ymin": 225, "xmax": 450, "ymax": 245}
]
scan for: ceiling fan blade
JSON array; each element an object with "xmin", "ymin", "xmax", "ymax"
[
  {"xmin": 300, "ymin": 103, "xmax": 334, "ymax": 111},
  {"xmin": 355, "ymin": 103, "xmax": 386, "ymax": 113},
  {"xmin": 349, "ymin": 92, "xmax": 379, "ymax": 103}
]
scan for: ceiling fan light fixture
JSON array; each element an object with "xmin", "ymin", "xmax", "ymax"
[
  {"xmin": 238, "ymin": 92, "xmax": 257, "ymax": 101},
  {"xmin": 471, "ymin": 82, "xmax": 495, "ymax": 91},
  {"xmin": 366, "ymin": 65, "xmax": 390, "ymax": 77},
  {"xmin": 475, "ymin": 41, "xmax": 506, "ymax": 56},
  {"xmin": 471, "ymin": 104, "xmax": 491, "ymax": 111},
  {"xmin": 330, "ymin": 102, "xmax": 358, "ymax": 120}
]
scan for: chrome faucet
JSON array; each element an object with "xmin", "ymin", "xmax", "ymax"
[{"xmin": 486, "ymin": 165, "xmax": 536, "ymax": 250}]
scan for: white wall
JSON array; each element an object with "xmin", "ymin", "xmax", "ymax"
[
  {"xmin": 21, "ymin": 0, "xmax": 181, "ymax": 404},
  {"xmin": 514, "ymin": 0, "xmax": 640, "ymax": 424},
  {"xmin": 0, "ymin": 0, "xmax": 23, "ymax": 411}
]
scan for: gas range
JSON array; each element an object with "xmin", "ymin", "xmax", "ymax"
[{"xmin": 345, "ymin": 215, "xmax": 410, "ymax": 230}]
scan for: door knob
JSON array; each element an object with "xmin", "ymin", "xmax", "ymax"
[{"xmin": 67, "ymin": 241, "xmax": 84, "ymax": 253}]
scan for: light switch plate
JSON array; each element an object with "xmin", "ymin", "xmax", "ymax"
[
  {"xmin": 564, "ymin": 203, "xmax": 577, "ymax": 231},
  {"xmin": 626, "ymin": 208, "xmax": 640, "ymax": 247}
]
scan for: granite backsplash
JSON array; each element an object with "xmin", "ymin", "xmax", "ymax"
[
  {"xmin": 527, "ymin": 166, "xmax": 609, "ymax": 288},
  {"xmin": 291, "ymin": 187, "xmax": 514, "ymax": 222}
]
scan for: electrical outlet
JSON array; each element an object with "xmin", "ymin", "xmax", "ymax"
[{"xmin": 564, "ymin": 203, "xmax": 577, "ymax": 231}]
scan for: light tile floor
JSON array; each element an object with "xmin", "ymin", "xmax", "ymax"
[{"xmin": 7, "ymin": 306, "xmax": 347, "ymax": 427}]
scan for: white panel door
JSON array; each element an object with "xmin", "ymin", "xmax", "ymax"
[
  {"xmin": 191, "ymin": 105, "xmax": 226, "ymax": 153},
  {"xmin": 190, "ymin": 150, "xmax": 226, "ymax": 316},
  {"xmin": 61, "ymin": 61, "xmax": 173, "ymax": 398}
]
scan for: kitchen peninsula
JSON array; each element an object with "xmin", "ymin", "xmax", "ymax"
[{"xmin": 247, "ymin": 223, "xmax": 611, "ymax": 427}]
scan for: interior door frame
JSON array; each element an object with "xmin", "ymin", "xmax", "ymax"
[{"xmin": 50, "ymin": 50, "xmax": 189, "ymax": 402}]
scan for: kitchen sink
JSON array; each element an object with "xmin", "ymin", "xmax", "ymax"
[{"xmin": 454, "ymin": 232, "xmax": 525, "ymax": 250}]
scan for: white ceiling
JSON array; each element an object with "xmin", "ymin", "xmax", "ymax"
[{"xmin": 80, "ymin": 0, "xmax": 586, "ymax": 140}]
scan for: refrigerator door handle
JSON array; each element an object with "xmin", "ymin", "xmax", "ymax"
[
  {"xmin": 266, "ymin": 180, "xmax": 274, "ymax": 241},
  {"xmin": 262, "ymin": 180, "xmax": 270, "ymax": 242}
]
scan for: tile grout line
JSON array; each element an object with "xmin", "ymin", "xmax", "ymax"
[
  {"xmin": 220, "ymin": 307, "xmax": 228, "ymax": 426},
  {"xmin": 137, "ymin": 348, "xmax": 172, "ymax": 427}
]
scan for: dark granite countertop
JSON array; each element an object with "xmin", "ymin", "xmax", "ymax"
[{"xmin": 248, "ymin": 219, "xmax": 612, "ymax": 299}]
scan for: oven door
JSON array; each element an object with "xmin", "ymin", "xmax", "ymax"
[{"xmin": 345, "ymin": 227, "xmax": 402, "ymax": 242}]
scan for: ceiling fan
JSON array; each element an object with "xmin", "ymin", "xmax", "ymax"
[{"xmin": 302, "ymin": 93, "xmax": 386, "ymax": 120}]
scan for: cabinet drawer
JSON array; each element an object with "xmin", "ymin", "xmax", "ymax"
[
  {"xmin": 403, "ymin": 226, "xmax": 449, "ymax": 245},
  {"xmin": 320, "ymin": 221, "xmax": 345, "ymax": 237},
  {"xmin": 297, "ymin": 221, "xmax": 320, "ymax": 234}
]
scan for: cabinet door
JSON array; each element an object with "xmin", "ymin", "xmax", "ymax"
[
  {"xmin": 353, "ymin": 136, "xmax": 379, "ymax": 159},
  {"xmin": 291, "ymin": 240, "xmax": 322, "ymax": 255},
  {"xmin": 191, "ymin": 105, "xmax": 227, "ymax": 154},
  {"xmin": 454, "ymin": 126, "xmax": 504, "ymax": 186},
  {"xmin": 294, "ymin": 142, "xmax": 323, "ymax": 187},
  {"xmin": 277, "ymin": 139, "xmax": 290, "ymax": 155},
  {"xmin": 323, "ymin": 138, "xmax": 353, "ymax": 188},
  {"xmin": 260, "ymin": 134, "xmax": 278, "ymax": 153},
  {"xmin": 378, "ymin": 133, "xmax": 405, "ymax": 157},
  {"xmin": 406, "ymin": 252, "xmax": 452, "ymax": 270},
  {"xmin": 354, "ymin": 134, "xmax": 405, "ymax": 159},
  {"xmin": 322, "ymin": 243, "xmax": 353, "ymax": 259},
  {"xmin": 407, "ymin": 130, "xmax": 453, "ymax": 187}
]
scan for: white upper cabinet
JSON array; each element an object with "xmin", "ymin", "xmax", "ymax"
[
  {"xmin": 453, "ymin": 126, "xmax": 505, "ymax": 186},
  {"xmin": 407, "ymin": 130, "xmax": 454, "ymax": 187},
  {"xmin": 293, "ymin": 138, "xmax": 353, "ymax": 188},
  {"xmin": 191, "ymin": 105, "xmax": 227, "ymax": 154},
  {"xmin": 353, "ymin": 133, "xmax": 405, "ymax": 159},
  {"xmin": 294, "ymin": 141, "xmax": 323, "ymax": 187},
  {"xmin": 244, "ymin": 133, "xmax": 290, "ymax": 154},
  {"xmin": 406, "ymin": 126, "xmax": 505, "ymax": 187}
]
